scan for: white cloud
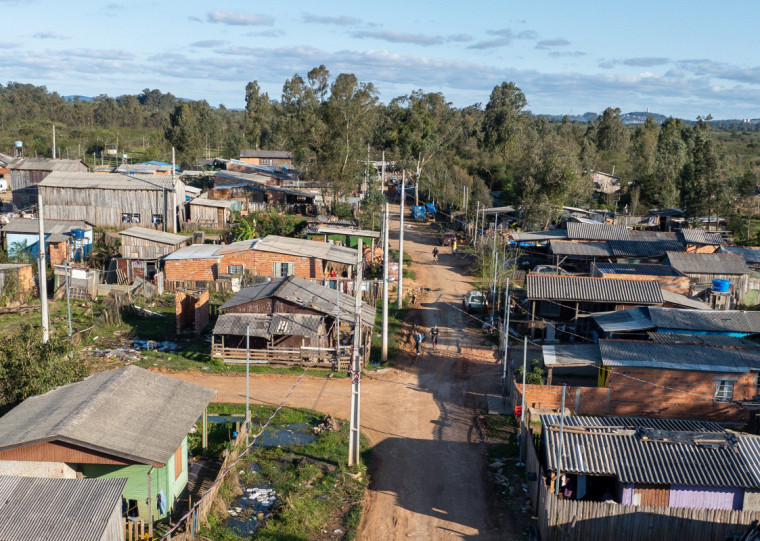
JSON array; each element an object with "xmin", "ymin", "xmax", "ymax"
[
  {"xmin": 33, "ymin": 32, "xmax": 68, "ymax": 40},
  {"xmin": 302, "ymin": 13, "xmax": 362, "ymax": 26},
  {"xmin": 206, "ymin": 10, "xmax": 273, "ymax": 26},
  {"xmin": 535, "ymin": 38, "xmax": 570, "ymax": 50}
]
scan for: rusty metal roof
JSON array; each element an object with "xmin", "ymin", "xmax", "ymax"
[{"xmin": 0, "ymin": 476, "xmax": 126, "ymax": 541}]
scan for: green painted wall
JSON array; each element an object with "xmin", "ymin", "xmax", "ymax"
[
  {"xmin": 79, "ymin": 436, "xmax": 188, "ymax": 522},
  {"xmin": 307, "ymin": 233, "xmax": 375, "ymax": 248}
]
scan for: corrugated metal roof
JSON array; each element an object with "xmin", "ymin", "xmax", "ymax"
[
  {"xmin": 189, "ymin": 197, "xmax": 238, "ymax": 209},
  {"xmin": 541, "ymin": 414, "xmax": 760, "ymax": 487},
  {"xmin": 269, "ymin": 313, "xmax": 322, "ymax": 338},
  {"xmin": 595, "ymin": 263, "xmax": 684, "ymax": 277},
  {"xmin": 221, "ymin": 276, "xmax": 375, "ymax": 328},
  {"xmin": 660, "ymin": 289, "xmax": 712, "ymax": 310},
  {"xmin": 0, "ymin": 366, "xmax": 216, "ymax": 465},
  {"xmin": 254, "ymin": 235, "xmax": 358, "ymax": 265},
  {"xmin": 648, "ymin": 332, "xmax": 760, "ymax": 348},
  {"xmin": 39, "ymin": 171, "xmax": 180, "ymax": 190},
  {"xmin": 213, "ymin": 312, "xmax": 322, "ymax": 339},
  {"xmin": 2, "ymin": 218, "xmax": 91, "ymax": 235},
  {"xmin": 667, "ymin": 251, "xmax": 749, "ymax": 275},
  {"xmin": 720, "ymin": 246, "xmax": 760, "ymax": 265},
  {"xmin": 599, "ymin": 339, "xmax": 760, "ymax": 373},
  {"xmin": 542, "ymin": 344, "xmax": 601, "ymax": 367},
  {"xmin": 527, "ymin": 275, "xmax": 663, "ymax": 304},
  {"xmin": 113, "ymin": 163, "xmax": 171, "ymax": 174},
  {"xmin": 0, "ymin": 476, "xmax": 126, "ymax": 541},
  {"xmin": 609, "ymin": 239, "xmax": 685, "ymax": 257},
  {"xmin": 119, "ymin": 226, "xmax": 189, "ymax": 245},
  {"xmin": 680, "ymin": 228, "xmax": 725, "ymax": 245},
  {"xmin": 567, "ymin": 222, "xmax": 630, "ymax": 241},
  {"xmin": 591, "ymin": 307, "xmax": 654, "ymax": 333},
  {"xmin": 316, "ymin": 226, "xmax": 381, "ymax": 239},
  {"xmin": 549, "ymin": 240, "xmax": 614, "ymax": 257},
  {"xmin": 240, "ymin": 150, "xmax": 293, "ymax": 159},
  {"xmin": 213, "ymin": 313, "xmax": 274, "ymax": 337},
  {"xmin": 510, "ymin": 230, "xmax": 568, "ymax": 242},
  {"xmin": 10, "ymin": 158, "xmax": 86, "ymax": 172},
  {"xmin": 163, "ymin": 243, "xmax": 220, "ymax": 260},
  {"xmin": 648, "ymin": 307, "xmax": 760, "ymax": 333}
]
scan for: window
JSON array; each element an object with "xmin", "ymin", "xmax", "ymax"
[
  {"xmin": 274, "ymin": 261, "xmax": 294, "ymax": 278},
  {"xmin": 227, "ymin": 264, "xmax": 244, "ymax": 275},
  {"xmin": 121, "ymin": 212, "xmax": 140, "ymax": 223},
  {"xmin": 715, "ymin": 380, "xmax": 735, "ymax": 403},
  {"xmin": 174, "ymin": 444, "xmax": 182, "ymax": 480},
  {"xmin": 151, "ymin": 214, "xmax": 163, "ymax": 225}
]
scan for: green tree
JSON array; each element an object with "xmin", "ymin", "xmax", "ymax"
[
  {"xmin": 482, "ymin": 82, "xmax": 527, "ymax": 158},
  {"xmin": 0, "ymin": 325, "xmax": 89, "ymax": 413},
  {"xmin": 244, "ymin": 81, "xmax": 273, "ymax": 149}
]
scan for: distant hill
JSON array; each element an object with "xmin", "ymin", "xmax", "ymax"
[
  {"xmin": 63, "ymin": 95, "xmax": 93, "ymax": 102},
  {"xmin": 620, "ymin": 111, "xmax": 668, "ymax": 125}
]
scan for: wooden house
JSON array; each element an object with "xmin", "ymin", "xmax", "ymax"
[
  {"xmin": 721, "ymin": 246, "xmax": 760, "ymax": 271},
  {"xmin": 188, "ymin": 196, "xmax": 240, "ymax": 227},
  {"xmin": 212, "ymin": 275, "xmax": 375, "ymax": 367},
  {"xmin": 212, "ymin": 171, "xmax": 316, "ymax": 214},
  {"xmin": 588, "ymin": 170, "xmax": 622, "ymax": 204},
  {"xmin": 116, "ymin": 227, "xmax": 191, "ymax": 281},
  {"xmin": 239, "ymin": 150, "xmax": 293, "ymax": 168},
  {"xmin": 526, "ymin": 274, "xmax": 663, "ymax": 339},
  {"xmin": 667, "ymin": 251, "xmax": 750, "ymax": 306},
  {"xmin": 541, "ymin": 414, "xmax": 760, "ymax": 510},
  {"xmin": 1, "ymin": 218, "xmax": 93, "ymax": 266},
  {"xmin": 591, "ymin": 262, "xmax": 690, "ymax": 294},
  {"xmin": 679, "ymin": 228, "xmax": 725, "ymax": 253},
  {"xmin": 0, "ymin": 476, "xmax": 127, "ymax": 541},
  {"xmin": 38, "ymin": 172, "xmax": 186, "ymax": 232},
  {"xmin": 9, "ymin": 158, "xmax": 88, "ymax": 208},
  {"xmin": 0, "ymin": 366, "xmax": 215, "ymax": 522}
]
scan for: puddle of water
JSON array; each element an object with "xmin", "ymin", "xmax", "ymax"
[
  {"xmin": 256, "ymin": 424, "xmax": 315, "ymax": 448},
  {"xmin": 227, "ymin": 485, "xmax": 275, "ymax": 535}
]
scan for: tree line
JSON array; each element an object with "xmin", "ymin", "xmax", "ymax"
[{"xmin": 0, "ymin": 71, "xmax": 757, "ymax": 233}]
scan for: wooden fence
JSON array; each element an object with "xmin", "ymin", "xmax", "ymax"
[
  {"xmin": 171, "ymin": 426, "xmax": 250, "ymax": 540},
  {"xmin": 523, "ymin": 428, "xmax": 760, "ymax": 541},
  {"xmin": 123, "ymin": 519, "xmax": 148, "ymax": 540}
]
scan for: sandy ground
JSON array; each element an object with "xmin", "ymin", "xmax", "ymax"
[{"xmin": 169, "ymin": 208, "xmax": 518, "ymax": 540}]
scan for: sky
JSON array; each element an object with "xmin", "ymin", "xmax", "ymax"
[{"xmin": 1, "ymin": 0, "xmax": 759, "ymax": 119}]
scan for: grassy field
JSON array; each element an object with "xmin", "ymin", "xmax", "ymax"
[{"xmin": 199, "ymin": 404, "xmax": 370, "ymax": 541}]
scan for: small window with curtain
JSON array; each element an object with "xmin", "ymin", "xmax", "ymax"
[
  {"xmin": 715, "ymin": 380, "xmax": 734, "ymax": 403},
  {"xmin": 274, "ymin": 261, "xmax": 294, "ymax": 278}
]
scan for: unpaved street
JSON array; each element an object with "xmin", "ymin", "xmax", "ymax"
[{"xmin": 171, "ymin": 210, "xmax": 517, "ymax": 540}]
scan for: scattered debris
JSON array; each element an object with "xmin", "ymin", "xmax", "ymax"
[{"xmin": 313, "ymin": 414, "xmax": 342, "ymax": 435}]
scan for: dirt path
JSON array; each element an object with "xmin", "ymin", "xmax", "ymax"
[{"xmin": 170, "ymin": 209, "xmax": 517, "ymax": 540}]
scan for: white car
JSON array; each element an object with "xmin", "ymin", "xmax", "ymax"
[{"xmin": 463, "ymin": 290, "xmax": 487, "ymax": 312}]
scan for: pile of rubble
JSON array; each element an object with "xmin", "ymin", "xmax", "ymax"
[{"xmin": 313, "ymin": 414, "xmax": 342, "ymax": 434}]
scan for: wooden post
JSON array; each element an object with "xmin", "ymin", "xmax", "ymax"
[
  {"xmin": 202, "ymin": 407, "xmax": 208, "ymax": 452},
  {"xmin": 146, "ymin": 467, "xmax": 153, "ymax": 539}
]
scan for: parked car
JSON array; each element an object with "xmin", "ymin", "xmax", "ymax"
[
  {"xmin": 463, "ymin": 290, "xmax": 487, "ymax": 312},
  {"xmin": 441, "ymin": 230, "xmax": 457, "ymax": 246},
  {"xmin": 531, "ymin": 265, "xmax": 570, "ymax": 275}
]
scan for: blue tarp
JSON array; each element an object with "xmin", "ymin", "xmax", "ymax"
[
  {"xmin": 411, "ymin": 206, "xmax": 427, "ymax": 220},
  {"xmin": 425, "ymin": 203, "xmax": 437, "ymax": 214}
]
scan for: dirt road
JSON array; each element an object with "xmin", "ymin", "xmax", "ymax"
[{"xmin": 171, "ymin": 210, "xmax": 516, "ymax": 540}]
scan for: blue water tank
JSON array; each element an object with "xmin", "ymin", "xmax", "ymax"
[
  {"xmin": 71, "ymin": 228, "xmax": 86, "ymax": 239},
  {"xmin": 712, "ymin": 279, "xmax": 730, "ymax": 293}
]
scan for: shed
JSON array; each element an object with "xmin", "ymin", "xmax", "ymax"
[
  {"xmin": 188, "ymin": 196, "xmax": 240, "ymax": 226},
  {"xmin": 0, "ymin": 366, "xmax": 216, "ymax": 521},
  {"xmin": 1, "ymin": 218, "xmax": 93, "ymax": 265},
  {"xmin": 542, "ymin": 344, "xmax": 601, "ymax": 383},
  {"xmin": 720, "ymin": 246, "xmax": 760, "ymax": 270},
  {"xmin": 9, "ymin": 158, "xmax": 88, "ymax": 207},
  {"xmin": 38, "ymin": 172, "xmax": 186, "ymax": 232},
  {"xmin": 667, "ymin": 251, "xmax": 750, "ymax": 305},
  {"xmin": 0, "ymin": 263, "xmax": 34, "ymax": 295},
  {"xmin": 541, "ymin": 414, "xmax": 760, "ymax": 510},
  {"xmin": 118, "ymin": 227, "xmax": 191, "ymax": 260},
  {"xmin": 239, "ymin": 150, "xmax": 293, "ymax": 167},
  {"xmin": 591, "ymin": 262, "xmax": 690, "ymax": 294},
  {"xmin": 0, "ymin": 475, "xmax": 127, "ymax": 541}
]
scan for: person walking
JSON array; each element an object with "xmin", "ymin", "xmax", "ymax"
[
  {"xmin": 430, "ymin": 324, "xmax": 440, "ymax": 350},
  {"xmin": 432, "ymin": 247, "xmax": 439, "ymax": 263},
  {"xmin": 413, "ymin": 330, "xmax": 424, "ymax": 356},
  {"xmin": 452, "ymin": 238, "xmax": 457, "ymax": 255}
]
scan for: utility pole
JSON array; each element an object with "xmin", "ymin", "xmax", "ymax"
[
  {"xmin": 501, "ymin": 279, "xmax": 510, "ymax": 396},
  {"xmin": 491, "ymin": 215, "xmax": 499, "ymax": 322},
  {"xmin": 64, "ymin": 258, "xmax": 72, "ymax": 339},
  {"xmin": 381, "ymin": 150, "xmax": 386, "ymax": 193},
  {"xmin": 37, "ymin": 193, "xmax": 50, "ymax": 344},
  {"xmin": 381, "ymin": 204, "xmax": 389, "ymax": 362},
  {"xmin": 336, "ymin": 278, "xmax": 341, "ymax": 370},
  {"xmin": 555, "ymin": 385, "xmax": 567, "ymax": 496},
  {"xmin": 245, "ymin": 324, "xmax": 250, "ymax": 447},
  {"xmin": 474, "ymin": 201, "xmax": 480, "ymax": 246},
  {"xmin": 171, "ymin": 147, "xmax": 177, "ymax": 231},
  {"xmin": 517, "ymin": 336, "xmax": 527, "ymax": 466},
  {"xmin": 480, "ymin": 207, "xmax": 486, "ymax": 240},
  {"xmin": 348, "ymin": 240, "xmax": 363, "ymax": 466},
  {"xmin": 397, "ymin": 171, "xmax": 405, "ymax": 310},
  {"xmin": 52, "ymin": 125, "xmax": 56, "ymax": 159}
]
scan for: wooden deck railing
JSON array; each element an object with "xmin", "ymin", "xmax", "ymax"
[{"xmin": 211, "ymin": 344, "xmax": 352, "ymax": 368}]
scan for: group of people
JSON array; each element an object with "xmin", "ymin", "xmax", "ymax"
[
  {"xmin": 412, "ymin": 325, "xmax": 439, "ymax": 355},
  {"xmin": 432, "ymin": 238, "xmax": 457, "ymax": 263}
]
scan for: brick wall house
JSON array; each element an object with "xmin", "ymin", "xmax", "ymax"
[{"xmin": 175, "ymin": 288, "xmax": 209, "ymax": 334}]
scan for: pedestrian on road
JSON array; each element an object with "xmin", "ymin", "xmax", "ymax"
[
  {"xmin": 413, "ymin": 330, "xmax": 424, "ymax": 356},
  {"xmin": 452, "ymin": 238, "xmax": 457, "ymax": 255},
  {"xmin": 432, "ymin": 247, "xmax": 439, "ymax": 263},
  {"xmin": 430, "ymin": 325, "xmax": 439, "ymax": 350}
]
